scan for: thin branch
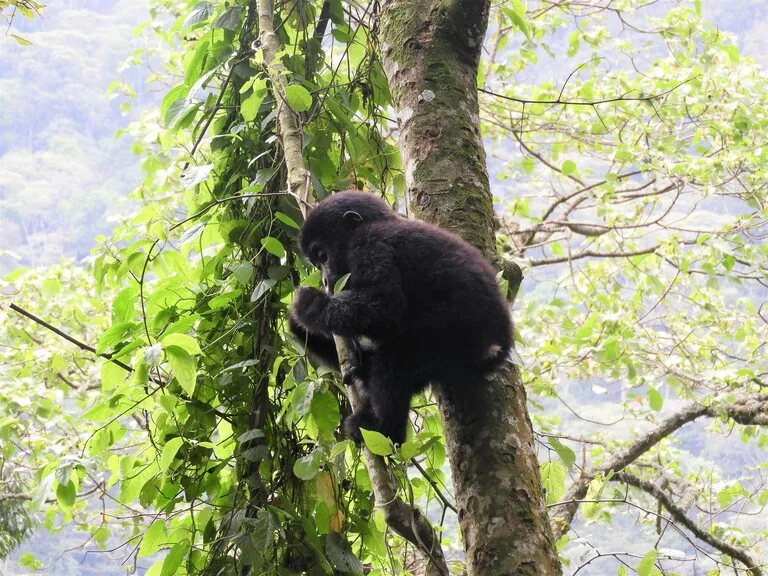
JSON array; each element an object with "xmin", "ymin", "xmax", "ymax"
[
  {"xmin": 615, "ymin": 472, "xmax": 764, "ymax": 576},
  {"xmin": 551, "ymin": 393, "xmax": 768, "ymax": 538},
  {"xmin": 336, "ymin": 337, "xmax": 450, "ymax": 575},
  {"xmin": 480, "ymin": 76, "xmax": 696, "ymax": 107},
  {"xmin": 258, "ymin": 0, "xmax": 311, "ymax": 216},
  {"xmin": 410, "ymin": 457, "xmax": 458, "ymax": 514},
  {"xmin": 8, "ymin": 303, "xmax": 132, "ymax": 372},
  {"xmin": 5, "ymin": 303, "xmax": 231, "ymax": 421}
]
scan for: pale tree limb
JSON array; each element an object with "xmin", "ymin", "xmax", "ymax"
[
  {"xmin": 257, "ymin": 0, "xmax": 311, "ymax": 217},
  {"xmin": 257, "ymin": 3, "xmax": 449, "ymax": 572},
  {"xmin": 335, "ymin": 337, "xmax": 450, "ymax": 576},
  {"xmin": 551, "ymin": 393, "xmax": 768, "ymax": 539},
  {"xmin": 614, "ymin": 472, "xmax": 765, "ymax": 576}
]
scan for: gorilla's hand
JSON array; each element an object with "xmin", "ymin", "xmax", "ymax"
[{"xmin": 291, "ymin": 287, "xmax": 329, "ymax": 333}]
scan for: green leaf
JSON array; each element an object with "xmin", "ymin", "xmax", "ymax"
[
  {"xmin": 561, "ymin": 160, "xmax": 577, "ymax": 176},
  {"xmin": 160, "ymin": 541, "xmax": 189, "ymax": 576},
  {"xmin": 230, "ymin": 261, "xmax": 254, "ymax": 285},
  {"xmin": 294, "ymin": 452, "xmax": 321, "ymax": 480},
  {"xmin": 540, "ymin": 461, "xmax": 566, "ymax": 504},
  {"xmin": 548, "ymin": 437, "xmax": 576, "ymax": 470},
  {"xmin": 182, "ymin": 1, "xmax": 213, "ymax": 29},
  {"xmin": 11, "ymin": 34, "xmax": 33, "ymax": 46},
  {"xmin": 241, "ymin": 90, "xmax": 266, "ymax": 122},
  {"xmin": 33, "ymin": 474, "xmax": 54, "ymax": 508},
  {"xmin": 162, "ymin": 333, "xmax": 202, "ymax": 356},
  {"xmin": 237, "ymin": 429, "xmax": 265, "ymax": 444},
  {"xmin": 213, "ymin": 5, "xmax": 242, "ymax": 30},
  {"xmin": 310, "ymin": 390, "xmax": 341, "ymax": 435},
  {"xmin": 160, "ymin": 84, "xmax": 189, "ymax": 119},
  {"xmin": 361, "ymin": 429, "xmax": 394, "ymax": 456},
  {"xmin": 251, "ymin": 279, "xmax": 277, "ymax": 302},
  {"xmin": 96, "ymin": 322, "xmax": 138, "ymax": 355},
  {"xmin": 648, "ymin": 389, "xmax": 663, "ymax": 411},
  {"xmin": 56, "ymin": 480, "xmax": 76, "ymax": 509},
  {"xmin": 326, "ymin": 532, "xmax": 364, "ymax": 573},
  {"xmin": 101, "ymin": 361, "xmax": 127, "ymax": 391},
  {"xmin": 521, "ymin": 156, "xmax": 536, "ymax": 174},
  {"xmin": 636, "ymin": 549, "xmax": 658, "ymax": 576},
  {"xmin": 19, "ymin": 554, "xmax": 42, "ymax": 569},
  {"xmin": 166, "ymin": 346, "xmax": 197, "ymax": 396},
  {"xmin": 180, "ymin": 164, "xmax": 213, "ymax": 188},
  {"xmin": 722, "ymin": 44, "xmax": 740, "ymax": 64},
  {"xmin": 330, "ymin": 440, "xmax": 351, "ymax": 459},
  {"xmin": 261, "ymin": 236, "xmax": 286, "ymax": 258},
  {"xmin": 160, "ymin": 437, "xmax": 184, "ymax": 473},
  {"xmin": 41, "ymin": 278, "xmax": 61, "ymax": 298},
  {"xmin": 285, "ymin": 84, "xmax": 313, "ymax": 112},
  {"xmin": 333, "ymin": 273, "xmax": 351, "ymax": 294},
  {"xmin": 138, "ymin": 520, "xmax": 167, "ymax": 558},
  {"xmin": 291, "ymin": 381, "xmax": 315, "ymax": 417},
  {"xmin": 276, "ymin": 212, "xmax": 300, "ymax": 229},
  {"xmin": 502, "ymin": 3, "xmax": 532, "ymax": 42}
]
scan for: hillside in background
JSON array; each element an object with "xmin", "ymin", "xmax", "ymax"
[{"xmin": 0, "ymin": 0, "xmax": 153, "ymax": 274}]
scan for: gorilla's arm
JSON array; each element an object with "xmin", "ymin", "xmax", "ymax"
[
  {"xmin": 291, "ymin": 285, "xmax": 406, "ymax": 338},
  {"xmin": 288, "ymin": 316, "xmax": 340, "ymax": 370},
  {"xmin": 292, "ymin": 236, "xmax": 406, "ymax": 338}
]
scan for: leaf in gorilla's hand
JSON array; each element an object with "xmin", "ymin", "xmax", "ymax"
[{"xmin": 333, "ymin": 273, "xmax": 351, "ymax": 294}]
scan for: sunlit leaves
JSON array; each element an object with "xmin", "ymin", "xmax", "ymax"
[
  {"xmin": 165, "ymin": 345, "xmax": 197, "ymax": 396},
  {"xmin": 548, "ymin": 437, "xmax": 576, "ymax": 470},
  {"xmin": 636, "ymin": 550, "xmax": 659, "ymax": 576},
  {"xmin": 647, "ymin": 389, "xmax": 663, "ymax": 411},
  {"xmin": 159, "ymin": 437, "xmax": 184, "ymax": 473},
  {"xmin": 540, "ymin": 461, "xmax": 566, "ymax": 504},
  {"xmin": 294, "ymin": 451, "xmax": 322, "ymax": 480},
  {"xmin": 361, "ymin": 430, "xmax": 394, "ymax": 456},
  {"xmin": 138, "ymin": 520, "xmax": 167, "ymax": 559},
  {"xmin": 161, "ymin": 333, "xmax": 202, "ymax": 356},
  {"xmin": 285, "ymin": 84, "xmax": 313, "ymax": 112},
  {"xmin": 260, "ymin": 236, "xmax": 286, "ymax": 258},
  {"xmin": 180, "ymin": 164, "xmax": 213, "ymax": 188},
  {"xmin": 101, "ymin": 361, "xmax": 127, "ymax": 391}
]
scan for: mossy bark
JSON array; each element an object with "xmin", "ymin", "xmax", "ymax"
[{"xmin": 380, "ymin": 1, "xmax": 562, "ymax": 574}]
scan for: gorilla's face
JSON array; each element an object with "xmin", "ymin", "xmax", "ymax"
[
  {"xmin": 299, "ymin": 192, "xmax": 397, "ymax": 293},
  {"xmin": 304, "ymin": 235, "xmax": 349, "ymax": 293}
]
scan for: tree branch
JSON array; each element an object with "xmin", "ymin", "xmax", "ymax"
[
  {"xmin": 335, "ymin": 337, "xmax": 450, "ymax": 576},
  {"xmin": 258, "ymin": 0, "xmax": 311, "ymax": 216},
  {"xmin": 479, "ymin": 76, "xmax": 695, "ymax": 107},
  {"xmin": 615, "ymin": 472, "xmax": 764, "ymax": 576},
  {"xmin": 551, "ymin": 393, "xmax": 768, "ymax": 539}
]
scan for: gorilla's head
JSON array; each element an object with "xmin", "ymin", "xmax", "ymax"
[{"xmin": 299, "ymin": 192, "xmax": 398, "ymax": 292}]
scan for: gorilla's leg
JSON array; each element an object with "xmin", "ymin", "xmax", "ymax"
[{"xmin": 344, "ymin": 354, "xmax": 420, "ymax": 445}]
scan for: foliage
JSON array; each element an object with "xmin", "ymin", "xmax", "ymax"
[
  {"xmin": 0, "ymin": 0, "xmax": 43, "ymax": 45},
  {"xmin": 483, "ymin": 0, "xmax": 768, "ymax": 572},
  {"xmin": 5, "ymin": 1, "xmax": 439, "ymax": 573},
  {"xmin": 2, "ymin": 0, "xmax": 768, "ymax": 575}
]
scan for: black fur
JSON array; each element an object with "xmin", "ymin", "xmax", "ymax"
[{"xmin": 290, "ymin": 191, "xmax": 512, "ymax": 444}]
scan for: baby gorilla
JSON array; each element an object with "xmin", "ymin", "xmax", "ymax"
[{"xmin": 290, "ymin": 191, "xmax": 512, "ymax": 444}]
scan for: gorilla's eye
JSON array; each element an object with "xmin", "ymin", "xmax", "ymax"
[{"xmin": 315, "ymin": 249, "xmax": 328, "ymax": 264}]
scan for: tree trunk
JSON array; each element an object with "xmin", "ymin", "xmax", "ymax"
[{"xmin": 379, "ymin": 1, "xmax": 562, "ymax": 574}]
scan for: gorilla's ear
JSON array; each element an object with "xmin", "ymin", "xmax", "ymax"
[{"xmin": 343, "ymin": 210, "xmax": 364, "ymax": 229}]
